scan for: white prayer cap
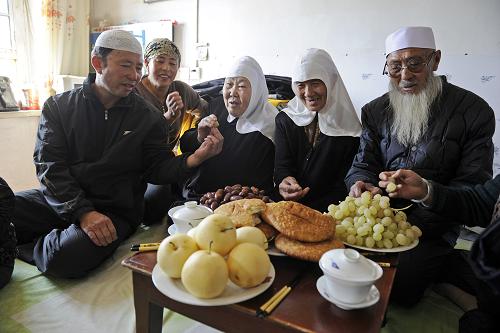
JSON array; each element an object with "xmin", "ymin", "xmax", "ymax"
[
  {"xmin": 385, "ymin": 26, "xmax": 436, "ymax": 56},
  {"xmin": 94, "ymin": 29, "xmax": 143, "ymax": 57}
]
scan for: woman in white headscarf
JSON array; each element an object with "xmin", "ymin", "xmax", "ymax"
[
  {"xmin": 275, "ymin": 48, "xmax": 361, "ymax": 212},
  {"xmin": 180, "ymin": 56, "xmax": 278, "ymax": 203}
]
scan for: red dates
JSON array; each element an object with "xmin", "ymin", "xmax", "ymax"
[{"xmin": 199, "ymin": 184, "xmax": 271, "ymax": 208}]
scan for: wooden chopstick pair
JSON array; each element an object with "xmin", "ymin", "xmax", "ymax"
[
  {"xmin": 376, "ymin": 262, "xmax": 393, "ymax": 268},
  {"xmin": 257, "ymin": 285, "xmax": 291, "ymax": 317},
  {"xmin": 256, "ymin": 270, "xmax": 305, "ymax": 317}
]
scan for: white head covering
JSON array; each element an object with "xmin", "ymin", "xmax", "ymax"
[
  {"xmin": 385, "ymin": 26, "xmax": 436, "ymax": 56},
  {"xmin": 225, "ymin": 56, "xmax": 278, "ymax": 143},
  {"xmin": 283, "ymin": 48, "xmax": 361, "ymax": 137},
  {"xmin": 94, "ymin": 29, "xmax": 143, "ymax": 57}
]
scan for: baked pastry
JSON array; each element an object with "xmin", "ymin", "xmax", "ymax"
[
  {"xmin": 274, "ymin": 234, "xmax": 344, "ymax": 262},
  {"xmin": 255, "ymin": 222, "xmax": 278, "ymax": 241},
  {"xmin": 214, "ymin": 198, "xmax": 267, "ymax": 227},
  {"xmin": 261, "ymin": 201, "xmax": 335, "ymax": 242}
]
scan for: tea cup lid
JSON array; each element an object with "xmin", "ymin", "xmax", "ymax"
[
  {"xmin": 319, "ymin": 248, "xmax": 382, "ymax": 282},
  {"xmin": 170, "ymin": 201, "xmax": 212, "ymax": 221}
]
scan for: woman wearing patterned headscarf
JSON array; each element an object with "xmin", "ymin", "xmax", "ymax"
[
  {"xmin": 135, "ymin": 38, "xmax": 208, "ymax": 225},
  {"xmin": 274, "ymin": 48, "xmax": 361, "ymax": 212},
  {"xmin": 136, "ymin": 38, "xmax": 208, "ymax": 151},
  {"xmin": 180, "ymin": 56, "xmax": 278, "ymax": 201}
]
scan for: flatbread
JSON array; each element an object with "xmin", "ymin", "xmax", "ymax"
[
  {"xmin": 255, "ymin": 222, "xmax": 278, "ymax": 241},
  {"xmin": 214, "ymin": 198, "xmax": 266, "ymax": 227},
  {"xmin": 261, "ymin": 201, "xmax": 335, "ymax": 242},
  {"xmin": 274, "ymin": 234, "xmax": 344, "ymax": 262}
]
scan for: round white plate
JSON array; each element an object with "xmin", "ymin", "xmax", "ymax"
[
  {"xmin": 267, "ymin": 244, "xmax": 286, "ymax": 257},
  {"xmin": 316, "ymin": 275, "xmax": 380, "ymax": 310},
  {"xmin": 152, "ymin": 263, "xmax": 275, "ymax": 306},
  {"xmin": 168, "ymin": 224, "xmax": 177, "ymax": 235},
  {"xmin": 342, "ymin": 239, "xmax": 419, "ymax": 253}
]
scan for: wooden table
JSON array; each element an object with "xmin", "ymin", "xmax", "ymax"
[{"xmin": 122, "ymin": 250, "xmax": 397, "ymax": 333}]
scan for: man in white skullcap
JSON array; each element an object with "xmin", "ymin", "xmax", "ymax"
[
  {"xmin": 345, "ymin": 26, "xmax": 495, "ymax": 329},
  {"xmin": 13, "ymin": 29, "xmax": 223, "ymax": 278}
]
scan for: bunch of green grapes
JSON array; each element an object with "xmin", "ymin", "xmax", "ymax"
[{"xmin": 327, "ymin": 191, "xmax": 422, "ymax": 249}]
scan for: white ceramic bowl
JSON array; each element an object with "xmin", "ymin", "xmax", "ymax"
[
  {"xmin": 168, "ymin": 201, "xmax": 213, "ymax": 234},
  {"xmin": 319, "ymin": 248, "xmax": 383, "ymax": 304}
]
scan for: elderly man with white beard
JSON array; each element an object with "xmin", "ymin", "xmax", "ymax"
[{"xmin": 345, "ymin": 26, "xmax": 495, "ymax": 315}]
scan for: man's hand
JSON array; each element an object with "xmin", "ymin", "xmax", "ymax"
[
  {"xmin": 187, "ymin": 127, "xmax": 224, "ymax": 168},
  {"xmin": 163, "ymin": 92, "xmax": 184, "ymax": 124},
  {"xmin": 379, "ymin": 169, "xmax": 428, "ymax": 200},
  {"xmin": 79, "ymin": 211, "xmax": 117, "ymax": 246},
  {"xmin": 197, "ymin": 114, "xmax": 219, "ymax": 143},
  {"xmin": 349, "ymin": 180, "xmax": 382, "ymax": 197},
  {"xmin": 279, "ymin": 176, "xmax": 310, "ymax": 201}
]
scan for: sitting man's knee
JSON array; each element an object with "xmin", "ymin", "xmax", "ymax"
[
  {"xmin": 34, "ymin": 232, "xmax": 112, "ymax": 278},
  {"xmin": 390, "ymin": 290, "xmax": 423, "ymax": 307},
  {"xmin": 36, "ymin": 250, "xmax": 90, "ymax": 278}
]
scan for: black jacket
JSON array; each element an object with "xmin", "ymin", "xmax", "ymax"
[
  {"xmin": 431, "ymin": 176, "xmax": 500, "ymax": 228},
  {"xmin": 274, "ymin": 111, "xmax": 359, "ymax": 212},
  {"xmin": 34, "ymin": 74, "xmax": 193, "ymax": 226},
  {"xmin": 345, "ymin": 76, "xmax": 495, "ymax": 238},
  {"xmin": 429, "ymin": 176, "xmax": 500, "ymax": 293},
  {"xmin": 0, "ymin": 177, "xmax": 15, "ymax": 289},
  {"xmin": 180, "ymin": 96, "xmax": 275, "ymax": 199}
]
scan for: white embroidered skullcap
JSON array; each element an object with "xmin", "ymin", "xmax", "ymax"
[
  {"xmin": 385, "ymin": 26, "xmax": 436, "ymax": 56},
  {"xmin": 94, "ymin": 29, "xmax": 143, "ymax": 57}
]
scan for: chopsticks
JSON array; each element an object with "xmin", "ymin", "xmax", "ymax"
[
  {"xmin": 130, "ymin": 242, "xmax": 160, "ymax": 252},
  {"xmin": 359, "ymin": 252, "xmax": 397, "ymax": 267},
  {"xmin": 376, "ymin": 262, "xmax": 394, "ymax": 268},
  {"xmin": 256, "ymin": 270, "xmax": 305, "ymax": 318},
  {"xmin": 257, "ymin": 286, "xmax": 291, "ymax": 317}
]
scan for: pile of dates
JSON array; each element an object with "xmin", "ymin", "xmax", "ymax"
[{"xmin": 200, "ymin": 184, "xmax": 271, "ymax": 210}]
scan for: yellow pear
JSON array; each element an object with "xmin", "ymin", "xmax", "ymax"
[
  {"xmin": 227, "ymin": 243, "xmax": 271, "ymax": 288},
  {"xmin": 181, "ymin": 249, "xmax": 228, "ymax": 298},
  {"xmin": 195, "ymin": 214, "xmax": 236, "ymax": 256},
  {"xmin": 157, "ymin": 234, "xmax": 198, "ymax": 278},
  {"xmin": 236, "ymin": 226, "xmax": 268, "ymax": 250}
]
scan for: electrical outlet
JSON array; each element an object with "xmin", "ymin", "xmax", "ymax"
[
  {"xmin": 189, "ymin": 67, "xmax": 201, "ymax": 81},
  {"xmin": 196, "ymin": 43, "xmax": 209, "ymax": 61}
]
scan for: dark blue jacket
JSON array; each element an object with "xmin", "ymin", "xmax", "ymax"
[{"xmin": 34, "ymin": 74, "xmax": 193, "ymax": 226}]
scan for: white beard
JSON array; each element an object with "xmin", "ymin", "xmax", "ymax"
[{"xmin": 389, "ymin": 75, "xmax": 443, "ymax": 147}]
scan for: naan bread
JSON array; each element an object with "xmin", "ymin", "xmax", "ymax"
[
  {"xmin": 214, "ymin": 198, "xmax": 267, "ymax": 227},
  {"xmin": 261, "ymin": 201, "xmax": 335, "ymax": 242}
]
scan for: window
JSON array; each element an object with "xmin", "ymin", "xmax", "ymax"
[
  {"xmin": 0, "ymin": 0, "xmax": 13, "ymax": 51},
  {"xmin": 0, "ymin": 0, "xmax": 15, "ymax": 81}
]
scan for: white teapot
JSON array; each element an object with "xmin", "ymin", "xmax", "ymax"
[{"xmin": 168, "ymin": 201, "xmax": 213, "ymax": 233}]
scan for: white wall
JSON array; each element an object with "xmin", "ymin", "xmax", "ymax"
[
  {"xmin": 90, "ymin": 0, "xmax": 199, "ymax": 69},
  {"xmin": 0, "ymin": 112, "xmax": 40, "ymax": 192},
  {"xmin": 91, "ymin": 0, "xmax": 500, "ymax": 172},
  {"xmin": 196, "ymin": 0, "xmax": 500, "ymax": 110}
]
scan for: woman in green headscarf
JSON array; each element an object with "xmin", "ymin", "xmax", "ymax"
[{"xmin": 135, "ymin": 38, "xmax": 208, "ymax": 225}]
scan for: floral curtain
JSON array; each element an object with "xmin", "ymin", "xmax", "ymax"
[
  {"xmin": 11, "ymin": 0, "xmax": 35, "ymax": 85},
  {"xmin": 39, "ymin": 0, "xmax": 90, "ymax": 93}
]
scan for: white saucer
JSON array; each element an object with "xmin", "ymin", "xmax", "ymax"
[
  {"xmin": 316, "ymin": 275, "xmax": 380, "ymax": 310},
  {"xmin": 168, "ymin": 224, "xmax": 177, "ymax": 235}
]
